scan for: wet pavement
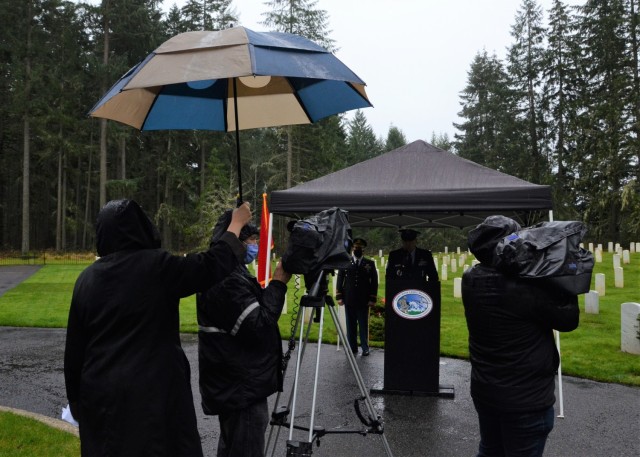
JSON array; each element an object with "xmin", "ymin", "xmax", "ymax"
[
  {"xmin": 0, "ymin": 326, "xmax": 638, "ymax": 457},
  {"xmin": 0, "ymin": 265, "xmax": 41, "ymax": 297}
]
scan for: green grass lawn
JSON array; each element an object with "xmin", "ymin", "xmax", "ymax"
[
  {"xmin": 0, "ymin": 411, "xmax": 79, "ymax": 457},
  {"xmin": 1, "ymin": 251, "xmax": 638, "ymax": 386}
]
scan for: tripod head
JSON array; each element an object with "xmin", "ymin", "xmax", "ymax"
[{"xmin": 303, "ymin": 269, "xmax": 334, "ymax": 298}]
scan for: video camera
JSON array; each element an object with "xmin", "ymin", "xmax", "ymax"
[{"xmin": 282, "ymin": 207, "xmax": 353, "ymax": 286}]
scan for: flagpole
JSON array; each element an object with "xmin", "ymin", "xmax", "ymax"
[{"xmin": 265, "ymin": 211, "xmax": 273, "ymax": 287}]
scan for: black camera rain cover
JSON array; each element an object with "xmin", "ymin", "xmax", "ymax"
[
  {"xmin": 282, "ymin": 207, "xmax": 352, "ymax": 275},
  {"xmin": 494, "ymin": 221, "xmax": 594, "ymax": 295}
]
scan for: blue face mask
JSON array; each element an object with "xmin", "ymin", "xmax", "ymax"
[{"xmin": 244, "ymin": 243, "xmax": 259, "ymax": 264}]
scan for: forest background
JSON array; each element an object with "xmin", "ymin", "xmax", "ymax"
[{"xmin": 1, "ymin": 0, "xmax": 639, "ymax": 256}]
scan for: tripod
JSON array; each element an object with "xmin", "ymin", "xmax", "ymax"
[{"xmin": 265, "ymin": 269, "xmax": 394, "ymax": 457}]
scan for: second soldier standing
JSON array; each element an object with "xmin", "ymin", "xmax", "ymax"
[{"xmin": 336, "ymin": 238, "xmax": 378, "ymax": 356}]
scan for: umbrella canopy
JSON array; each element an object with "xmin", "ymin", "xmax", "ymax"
[{"xmin": 89, "ymin": 27, "xmax": 372, "ymax": 132}]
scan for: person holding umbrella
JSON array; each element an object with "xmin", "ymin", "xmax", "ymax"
[
  {"xmin": 336, "ymin": 238, "xmax": 378, "ymax": 356},
  {"xmin": 64, "ymin": 200, "xmax": 251, "ymax": 457}
]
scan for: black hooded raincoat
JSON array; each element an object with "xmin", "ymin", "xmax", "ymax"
[
  {"xmin": 461, "ymin": 216, "xmax": 580, "ymax": 413},
  {"xmin": 64, "ymin": 200, "xmax": 245, "ymax": 457}
]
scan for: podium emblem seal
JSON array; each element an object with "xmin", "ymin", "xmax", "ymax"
[{"xmin": 391, "ymin": 289, "xmax": 433, "ymax": 320}]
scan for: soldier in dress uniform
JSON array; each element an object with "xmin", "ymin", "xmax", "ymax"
[
  {"xmin": 386, "ymin": 229, "xmax": 439, "ymax": 283},
  {"xmin": 336, "ymin": 238, "xmax": 378, "ymax": 356}
]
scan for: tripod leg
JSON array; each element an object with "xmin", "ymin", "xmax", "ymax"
[
  {"xmin": 326, "ymin": 304, "xmax": 394, "ymax": 457},
  {"xmin": 288, "ymin": 306, "xmax": 309, "ymax": 441},
  {"xmin": 308, "ymin": 305, "xmax": 325, "ymax": 443},
  {"xmin": 266, "ymin": 306, "xmax": 316, "ymax": 457}
]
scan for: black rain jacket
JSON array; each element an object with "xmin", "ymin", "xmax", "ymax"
[
  {"xmin": 462, "ymin": 216, "xmax": 580, "ymax": 413},
  {"xmin": 64, "ymin": 199, "xmax": 244, "ymax": 457},
  {"xmin": 197, "ymin": 267, "xmax": 287, "ymax": 415}
]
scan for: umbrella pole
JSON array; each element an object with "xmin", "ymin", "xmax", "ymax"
[{"xmin": 233, "ymin": 77, "xmax": 243, "ymax": 206}]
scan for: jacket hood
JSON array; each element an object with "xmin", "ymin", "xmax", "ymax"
[
  {"xmin": 467, "ymin": 215, "xmax": 521, "ymax": 265},
  {"xmin": 96, "ymin": 199, "xmax": 161, "ymax": 256}
]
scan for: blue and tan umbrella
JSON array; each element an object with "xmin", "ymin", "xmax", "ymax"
[{"xmin": 89, "ymin": 26, "xmax": 372, "ymax": 202}]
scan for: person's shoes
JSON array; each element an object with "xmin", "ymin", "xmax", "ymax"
[
  {"xmin": 362, "ymin": 350, "xmax": 370, "ymax": 356},
  {"xmin": 351, "ymin": 349, "xmax": 358, "ymax": 356}
]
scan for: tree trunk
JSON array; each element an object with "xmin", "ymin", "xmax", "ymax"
[
  {"xmin": 200, "ymin": 138, "xmax": 206, "ymax": 196},
  {"xmin": 120, "ymin": 135, "xmax": 126, "ymax": 179},
  {"xmin": 56, "ymin": 146, "xmax": 62, "ymax": 250},
  {"xmin": 99, "ymin": 1, "xmax": 111, "ymax": 207},
  {"xmin": 21, "ymin": 1, "xmax": 33, "ymax": 256},
  {"xmin": 62, "ymin": 152, "xmax": 68, "ymax": 250},
  {"xmin": 83, "ymin": 135, "xmax": 93, "ymax": 250}
]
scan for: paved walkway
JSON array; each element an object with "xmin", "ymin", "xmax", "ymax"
[
  {"xmin": 0, "ymin": 326, "xmax": 638, "ymax": 457},
  {"xmin": 0, "ymin": 265, "xmax": 41, "ymax": 297}
]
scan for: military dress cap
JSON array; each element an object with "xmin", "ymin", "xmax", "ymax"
[
  {"xmin": 353, "ymin": 238, "xmax": 367, "ymax": 248},
  {"xmin": 399, "ymin": 229, "xmax": 420, "ymax": 241}
]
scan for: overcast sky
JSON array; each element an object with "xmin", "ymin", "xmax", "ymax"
[{"xmin": 83, "ymin": 0, "xmax": 583, "ymax": 142}]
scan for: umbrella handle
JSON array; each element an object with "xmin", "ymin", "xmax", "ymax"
[{"xmin": 233, "ymin": 78, "xmax": 243, "ymax": 207}]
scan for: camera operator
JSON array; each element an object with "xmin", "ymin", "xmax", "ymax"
[
  {"xmin": 461, "ymin": 216, "xmax": 580, "ymax": 457},
  {"xmin": 197, "ymin": 216, "xmax": 292, "ymax": 457}
]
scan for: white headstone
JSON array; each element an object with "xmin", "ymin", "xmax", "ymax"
[
  {"xmin": 598, "ymin": 243, "xmax": 603, "ymax": 253},
  {"xmin": 608, "ymin": 242, "xmax": 614, "ymax": 253},
  {"xmin": 463, "ymin": 264, "xmax": 469, "ymax": 272},
  {"xmin": 457, "ymin": 247, "xmax": 461, "ymax": 255},
  {"xmin": 630, "ymin": 243, "xmax": 635, "ymax": 253},
  {"xmin": 613, "ymin": 254, "xmax": 621, "ymax": 269},
  {"xmin": 441, "ymin": 263, "xmax": 448, "ymax": 281},
  {"xmin": 615, "ymin": 242, "xmax": 621, "ymax": 252},
  {"xmin": 453, "ymin": 277, "xmax": 462, "ymax": 298},
  {"xmin": 635, "ymin": 242, "xmax": 640, "ymax": 253},
  {"xmin": 622, "ymin": 250, "xmax": 630, "ymax": 264},
  {"xmin": 621, "ymin": 302, "xmax": 640, "ymax": 355},
  {"xmin": 282, "ymin": 293, "xmax": 287, "ymax": 314},
  {"xmin": 588, "ymin": 242, "xmax": 594, "ymax": 253},
  {"xmin": 595, "ymin": 249, "xmax": 603, "ymax": 263},
  {"xmin": 445, "ymin": 246, "xmax": 449, "ymax": 254},
  {"xmin": 585, "ymin": 291, "xmax": 599, "ymax": 314},
  {"xmin": 450, "ymin": 258, "xmax": 457, "ymax": 273},
  {"xmin": 379, "ymin": 249, "xmax": 383, "ymax": 258},
  {"xmin": 614, "ymin": 267, "xmax": 624, "ymax": 288},
  {"xmin": 595, "ymin": 273, "xmax": 606, "ymax": 296}
]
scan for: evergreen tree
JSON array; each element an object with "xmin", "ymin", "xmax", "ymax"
[
  {"xmin": 429, "ymin": 132, "xmax": 454, "ymax": 152},
  {"xmin": 543, "ymin": 0, "xmax": 583, "ymax": 218},
  {"xmin": 179, "ymin": 0, "xmax": 237, "ymax": 32},
  {"xmin": 454, "ymin": 50, "xmax": 523, "ymax": 176},
  {"xmin": 260, "ymin": 0, "xmax": 342, "ymax": 190},
  {"xmin": 573, "ymin": 0, "xmax": 635, "ymax": 241},
  {"xmin": 345, "ymin": 110, "xmax": 383, "ymax": 166},
  {"xmin": 384, "ymin": 125, "xmax": 407, "ymax": 152},
  {"xmin": 261, "ymin": 0, "xmax": 334, "ymax": 50},
  {"xmin": 507, "ymin": 0, "xmax": 548, "ymax": 183}
]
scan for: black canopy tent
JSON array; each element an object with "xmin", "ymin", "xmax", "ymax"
[{"xmin": 270, "ymin": 140, "xmax": 553, "ymax": 229}]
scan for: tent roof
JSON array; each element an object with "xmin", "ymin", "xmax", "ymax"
[{"xmin": 270, "ymin": 140, "xmax": 553, "ymax": 229}]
